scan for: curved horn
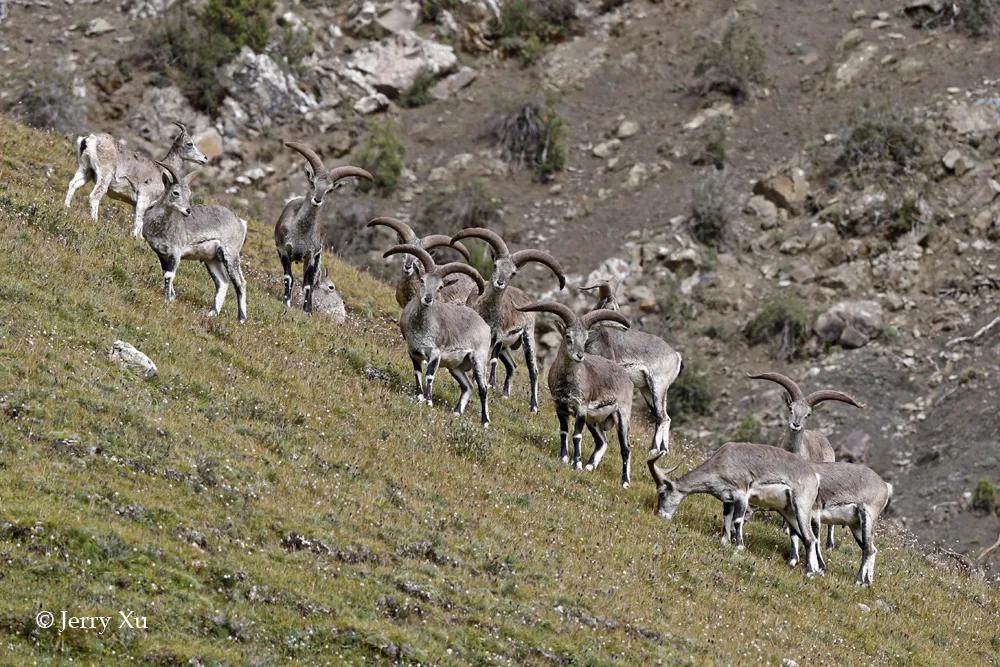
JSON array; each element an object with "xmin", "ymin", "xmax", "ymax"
[
  {"xmin": 329, "ymin": 165, "xmax": 374, "ymax": 183},
  {"xmin": 580, "ymin": 280, "xmax": 617, "ymax": 302},
  {"xmin": 383, "ymin": 244, "xmax": 435, "ymax": 273},
  {"xmin": 154, "ymin": 160, "xmax": 180, "ymax": 185},
  {"xmin": 422, "ymin": 235, "xmax": 471, "ymax": 261},
  {"xmin": 171, "ymin": 120, "xmax": 187, "ymax": 133},
  {"xmin": 285, "ymin": 142, "xmax": 325, "ymax": 175},
  {"xmin": 451, "ymin": 227, "xmax": 510, "ymax": 258},
  {"xmin": 746, "ymin": 371, "xmax": 804, "ymax": 401},
  {"xmin": 515, "ymin": 300, "xmax": 577, "ymax": 328},
  {"xmin": 647, "ymin": 452, "xmax": 680, "ymax": 488},
  {"xmin": 366, "ymin": 217, "xmax": 417, "ymax": 243},
  {"xmin": 805, "ymin": 390, "xmax": 865, "ymax": 409},
  {"xmin": 436, "ymin": 263, "xmax": 485, "ymax": 295},
  {"xmin": 511, "ymin": 249, "xmax": 567, "ymax": 289},
  {"xmin": 183, "ymin": 169, "xmax": 200, "ymax": 186},
  {"xmin": 581, "ymin": 309, "xmax": 631, "ymax": 330}
]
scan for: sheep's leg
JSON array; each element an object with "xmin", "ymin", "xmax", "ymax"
[
  {"xmin": 789, "ymin": 529, "xmax": 801, "ymax": 568},
  {"xmin": 616, "ymin": 410, "xmax": 631, "ymax": 488},
  {"xmin": 159, "ymin": 253, "xmax": 179, "ymax": 301},
  {"xmin": 584, "ymin": 423, "xmax": 608, "ymax": 472},
  {"xmin": 722, "ymin": 501, "xmax": 734, "ymax": 545},
  {"xmin": 644, "ymin": 372, "xmax": 671, "ymax": 453},
  {"xmin": 279, "ymin": 253, "xmax": 294, "ymax": 308},
  {"xmin": 811, "ymin": 514, "xmax": 827, "ymax": 572},
  {"xmin": 221, "ymin": 251, "xmax": 247, "ymax": 323},
  {"xmin": 826, "ymin": 524, "xmax": 836, "ymax": 551},
  {"xmin": 410, "ymin": 356, "xmax": 425, "ymax": 402},
  {"xmin": 857, "ymin": 508, "xmax": 877, "ymax": 586},
  {"xmin": 498, "ymin": 347, "xmax": 516, "ymax": 397},
  {"xmin": 788, "ymin": 494, "xmax": 821, "ymax": 577},
  {"xmin": 522, "ymin": 328, "xmax": 539, "ymax": 413},
  {"xmin": 570, "ymin": 414, "xmax": 586, "ymax": 470},
  {"xmin": 64, "ymin": 167, "xmax": 89, "ymax": 208},
  {"xmin": 423, "ymin": 353, "xmax": 441, "ymax": 406},
  {"xmin": 449, "ymin": 368, "xmax": 472, "ymax": 416},
  {"xmin": 557, "ymin": 411, "xmax": 570, "ymax": 463},
  {"xmin": 487, "ymin": 337, "xmax": 503, "ymax": 388},
  {"xmin": 88, "ymin": 166, "xmax": 112, "ymax": 222},
  {"xmin": 302, "ymin": 253, "xmax": 320, "ymax": 314},
  {"xmin": 732, "ymin": 495, "xmax": 748, "ymax": 550},
  {"xmin": 472, "ymin": 355, "xmax": 490, "ymax": 427},
  {"xmin": 205, "ymin": 260, "xmax": 229, "ymax": 317}
]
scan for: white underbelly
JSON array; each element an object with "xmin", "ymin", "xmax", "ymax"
[
  {"xmin": 749, "ymin": 483, "xmax": 791, "ymax": 511},
  {"xmin": 820, "ymin": 504, "xmax": 859, "ymax": 526},
  {"xmin": 184, "ymin": 241, "xmax": 222, "ymax": 262},
  {"xmin": 585, "ymin": 402, "xmax": 617, "ymax": 422},
  {"xmin": 438, "ymin": 348, "xmax": 473, "ymax": 369}
]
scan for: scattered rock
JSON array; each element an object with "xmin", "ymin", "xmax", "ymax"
[
  {"xmin": 84, "ymin": 18, "xmax": 115, "ymax": 37},
  {"xmin": 683, "ymin": 102, "xmax": 734, "ymax": 131},
  {"xmin": 617, "ymin": 120, "xmax": 640, "ymax": 139},
  {"xmin": 128, "ymin": 85, "xmax": 210, "ymax": 145},
  {"xmin": 109, "ymin": 341, "xmax": 157, "ymax": 378},
  {"xmin": 834, "ymin": 43, "xmax": 878, "ymax": 88},
  {"xmin": 944, "ymin": 102, "xmax": 1000, "ymax": 136},
  {"xmin": 221, "ymin": 47, "xmax": 318, "ymax": 130},
  {"xmin": 349, "ymin": 31, "xmax": 457, "ymax": 98},
  {"xmin": 814, "ymin": 300, "xmax": 883, "ymax": 348},
  {"xmin": 626, "ymin": 163, "xmax": 648, "ymax": 189},
  {"xmin": 753, "ymin": 165, "xmax": 811, "ymax": 214},
  {"xmin": 836, "ymin": 430, "xmax": 871, "ymax": 463},
  {"xmin": 542, "ymin": 36, "xmax": 606, "ymax": 91},
  {"xmin": 941, "ymin": 148, "xmax": 975, "ymax": 175},
  {"xmin": 429, "ymin": 66, "xmax": 478, "ymax": 101},
  {"xmin": 593, "ymin": 139, "xmax": 621, "ymax": 159},
  {"xmin": 354, "ymin": 93, "xmax": 390, "ymax": 115}
]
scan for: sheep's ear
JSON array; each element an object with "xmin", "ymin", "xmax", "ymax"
[
  {"xmin": 784, "ymin": 393, "xmax": 793, "ymax": 408},
  {"xmin": 304, "ymin": 166, "xmax": 314, "ymax": 184}
]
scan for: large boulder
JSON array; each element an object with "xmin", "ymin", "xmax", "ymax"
[
  {"xmin": 128, "ymin": 85, "xmax": 211, "ymax": 145},
  {"xmin": 220, "ymin": 47, "xmax": 318, "ymax": 131},
  {"xmin": 109, "ymin": 341, "xmax": 158, "ymax": 378},
  {"xmin": 348, "ymin": 31, "xmax": 457, "ymax": 98},
  {"xmin": 814, "ymin": 300, "xmax": 883, "ymax": 348},
  {"xmin": 753, "ymin": 165, "xmax": 811, "ymax": 214},
  {"xmin": 944, "ymin": 101, "xmax": 1000, "ymax": 137}
]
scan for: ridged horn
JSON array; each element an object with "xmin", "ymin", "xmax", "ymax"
[
  {"xmin": 383, "ymin": 244, "xmax": 435, "ymax": 273},
  {"xmin": 805, "ymin": 389, "xmax": 865, "ymax": 409},
  {"xmin": 422, "ymin": 235, "xmax": 471, "ymax": 261},
  {"xmin": 366, "ymin": 217, "xmax": 417, "ymax": 243},
  {"xmin": 580, "ymin": 280, "xmax": 618, "ymax": 303},
  {"xmin": 171, "ymin": 120, "xmax": 187, "ymax": 133},
  {"xmin": 515, "ymin": 300, "xmax": 576, "ymax": 328},
  {"xmin": 511, "ymin": 249, "xmax": 567, "ymax": 289},
  {"xmin": 328, "ymin": 165, "xmax": 374, "ymax": 184},
  {"xmin": 581, "ymin": 309, "xmax": 630, "ymax": 330},
  {"xmin": 746, "ymin": 371, "xmax": 804, "ymax": 401},
  {"xmin": 154, "ymin": 160, "xmax": 180, "ymax": 185},
  {"xmin": 285, "ymin": 141, "xmax": 325, "ymax": 175},
  {"xmin": 647, "ymin": 451, "xmax": 679, "ymax": 488},
  {"xmin": 436, "ymin": 263, "xmax": 485, "ymax": 295},
  {"xmin": 451, "ymin": 227, "xmax": 510, "ymax": 258}
]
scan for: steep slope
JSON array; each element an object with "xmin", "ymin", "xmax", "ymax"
[{"xmin": 1, "ymin": 116, "xmax": 998, "ymax": 664}]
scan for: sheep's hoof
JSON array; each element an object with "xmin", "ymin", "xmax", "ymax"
[
  {"xmin": 560, "ymin": 455, "xmax": 569, "ymax": 464},
  {"xmin": 584, "ymin": 463, "xmax": 595, "ymax": 472},
  {"xmin": 481, "ymin": 421, "xmax": 490, "ymax": 430},
  {"xmin": 621, "ymin": 481, "xmax": 630, "ymax": 489},
  {"xmin": 572, "ymin": 461, "xmax": 582, "ymax": 471},
  {"xmin": 735, "ymin": 544, "xmax": 746, "ymax": 552},
  {"xmin": 647, "ymin": 447, "xmax": 659, "ymax": 457},
  {"xmin": 207, "ymin": 309, "xmax": 219, "ymax": 318},
  {"xmin": 237, "ymin": 316, "xmax": 247, "ymax": 324},
  {"xmin": 530, "ymin": 406, "xmax": 538, "ymax": 414},
  {"xmin": 787, "ymin": 558, "xmax": 799, "ymax": 568}
]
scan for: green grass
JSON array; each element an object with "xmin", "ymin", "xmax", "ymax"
[{"xmin": 1, "ymin": 115, "xmax": 998, "ymax": 664}]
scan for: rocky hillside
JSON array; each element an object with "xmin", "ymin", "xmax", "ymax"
[
  {"xmin": 2, "ymin": 0, "xmax": 999, "ymax": 568},
  {"xmin": 3, "ymin": 113, "xmax": 1000, "ymax": 665}
]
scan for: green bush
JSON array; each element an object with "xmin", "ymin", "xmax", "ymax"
[
  {"xmin": 666, "ymin": 363, "xmax": 714, "ymax": 426},
  {"xmin": 399, "ymin": 69, "xmax": 440, "ymax": 108},
  {"xmin": 275, "ymin": 24, "xmax": 315, "ymax": 78},
  {"xmin": 354, "ymin": 121, "xmax": 407, "ymax": 195},
  {"xmin": 837, "ymin": 103, "xmax": 924, "ymax": 171},
  {"xmin": 491, "ymin": 98, "xmax": 567, "ymax": 181},
  {"xmin": 495, "ymin": 0, "xmax": 577, "ymax": 63},
  {"xmin": 971, "ymin": 478, "xmax": 997, "ymax": 515},
  {"xmin": 694, "ymin": 25, "xmax": 766, "ymax": 102},
  {"xmin": 418, "ymin": 181, "xmax": 503, "ymax": 232},
  {"xmin": 140, "ymin": 0, "xmax": 275, "ymax": 111},
  {"xmin": 693, "ymin": 117, "xmax": 727, "ymax": 169},
  {"xmin": 689, "ymin": 169, "xmax": 733, "ymax": 248},
  {"xmin": 732, "ymin": 414, "xmax": 766, "ymax": 443},
  {"xmin": 3, "ymin": 66, "xmax": 85, "ymax": 135},
  {"xmin": 744, "ymin": 295, "xmax": 813, "ymax": 360}
]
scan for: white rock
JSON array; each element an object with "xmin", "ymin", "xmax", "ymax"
[
  {"xmin": 349, "ymin": 31, "xmax": 457, "ymax": 97},
  {"xmin": 592, "ymin": 139, "xmax": 621, "ymax": 159},
  {"xmin": 220, "ymin": 47, "xmax": 317, "ymax": 131},
  {"xmin": 617, "ymin": 120, "xmax": 639, "ymax": 139},
  {"xmin": 84, "ymin": 18, "xmax": 115, "ymax": 37},
  {"xmin": 109, "ymin": 341, "xmax": 157, "ymax": 378},
  {"xmin": 353, "ymin": 93, "xmax": 390, "ymax": 115}
]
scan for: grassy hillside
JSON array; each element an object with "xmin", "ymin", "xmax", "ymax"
[{"xmin": 0, "ymin": 115, "xmax": 997, "ymax": 665}]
